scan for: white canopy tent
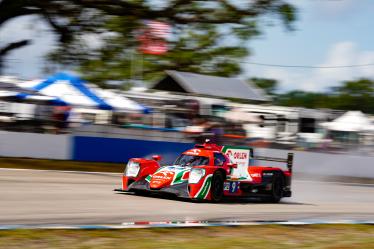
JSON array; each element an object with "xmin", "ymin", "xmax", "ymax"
[{"xmin": 320, "ymin": 111, "xmax": 374, "ymax": 132}]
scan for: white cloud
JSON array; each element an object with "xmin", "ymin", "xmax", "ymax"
[{"xmin": 247, "ymin": 41, "xmax": 374, "ymax": 92}]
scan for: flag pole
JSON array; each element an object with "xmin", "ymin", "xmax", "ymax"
[
  {"xmin": 139, "ymin": 49, "xmax": 143, "ymax": 85},
  {"xmin": 130, "ymin": 49, "xmax": 134, "ymax": 86}
]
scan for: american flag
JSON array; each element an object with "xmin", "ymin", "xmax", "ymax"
[
  {"xmin": 146, "ymin": 20, "xmax": 171, "ymax": 39},
  {"xmin": 138, "ymin": 20, "xmax": 171, "ymax": 55}
]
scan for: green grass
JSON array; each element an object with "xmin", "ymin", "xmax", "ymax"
[
  {"xmin": 0, "ymin": 157, "xmax": 124, "ymax": 173},
  {"xmin": 0, "ymin": 225, "xmax": 373, "ymax": 249}
]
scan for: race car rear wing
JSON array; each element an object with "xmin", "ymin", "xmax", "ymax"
[{"xmin": 253, "ymin": 153, "xmax": 294, "ymax": 173}]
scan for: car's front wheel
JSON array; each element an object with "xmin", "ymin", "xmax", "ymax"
[{"xmin": 211, "ymin": 171, "xmax": 224, "ymax": 202}]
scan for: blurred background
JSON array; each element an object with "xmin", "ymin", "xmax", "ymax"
[{"xmin": 1, "ymin": 0, "xmax": 374, "ymax": 163}]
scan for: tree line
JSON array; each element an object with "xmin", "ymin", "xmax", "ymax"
[{"xmin": 251, "ymin": 78, "xmax": 374, "ymax": 114}]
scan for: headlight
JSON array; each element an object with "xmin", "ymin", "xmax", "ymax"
[
  {"xmin": 125, "ymin": 161, "xmax": 140, "ymax": 177},
  {"xmin": 188, "ymin": 168, "xmax": 205, "ymax": 184}
]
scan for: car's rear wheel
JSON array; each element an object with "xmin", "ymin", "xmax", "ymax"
[
  {"xmin": 269, "ymin": 175, "xmax": 283, "ymax": 203},
  {"xmin": 211, "ymin": 171, "xmax": 224, "ymax": 202}
]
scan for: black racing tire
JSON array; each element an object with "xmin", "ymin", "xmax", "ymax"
[
  {"xmin": 211, "ymin": 171, "xmax": 224, "ymax": 202},
  {"xmin": 269, "ymin": 175, "xmax": 284, "ymax": 203}
]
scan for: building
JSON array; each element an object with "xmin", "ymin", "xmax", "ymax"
[{"xmin": 152, "ymin": 70, "xmax": 269, "ymax": 102}]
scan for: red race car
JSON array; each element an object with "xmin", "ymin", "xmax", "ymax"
[{"xmin": 116, "ymin": 140, "xmax": 293, "ymax": 202}]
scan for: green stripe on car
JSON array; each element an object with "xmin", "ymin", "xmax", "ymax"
[{"xmin": 194, "ymin": 174, "xmax": 213, "ymax": 199}]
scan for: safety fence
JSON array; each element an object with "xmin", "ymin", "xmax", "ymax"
[
  {"xmin": 0, "ymin": 130, "xmax": 192, "ymax": 164},
  {"xmin": 0, "ymin": 130, "xmax": 373, "ymax": 178}
]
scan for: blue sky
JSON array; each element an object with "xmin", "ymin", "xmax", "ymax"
[
  {"xmin": 1, "ymin": 0, "xmax": 374, "ymax": 92},
  {"xmin": 246, "ymin": 0, "xmax": 374, "ymax": 92}
]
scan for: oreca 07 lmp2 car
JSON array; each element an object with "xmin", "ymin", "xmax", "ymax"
[{"xmin": 115, "ymin": 141, "xmax": 294, "ymax": 202}]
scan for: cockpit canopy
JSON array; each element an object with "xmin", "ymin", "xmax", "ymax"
[{"xmin": 174, "ymin": 154, "xmax": 209, "ymax": 167}]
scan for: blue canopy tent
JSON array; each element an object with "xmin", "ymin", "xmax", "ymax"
[
  {"xmin": 22, "ymin": 72, "xmax": 112, "ymax": 110},
  {"xmin": 0, "ymin": 81, "xmax": 62, "ymax": 104},
  {"xmin": 21, "ymin": 72, "xmax": 150, "ymax": 113}
]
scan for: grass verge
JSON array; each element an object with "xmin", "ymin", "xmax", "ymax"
[
  {"xmin": 0, "ymin": 157, "xmax": 123, "ymax": 173},
  {"xmin": 0, "ymin": 225, "xmax": 373, "ymax": 249}
]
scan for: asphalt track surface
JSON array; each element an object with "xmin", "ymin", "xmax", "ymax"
[{"xmin": 0, "ymin": 168, "xmax": 373, "ymax": 225}]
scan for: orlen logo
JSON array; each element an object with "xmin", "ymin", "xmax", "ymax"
[
  {"xmin": 158, "ymin": 171, "xmax": 169, "ymax": 177},
  {"xmin": 225, "ymin": 150, "xmax": 233, "ymax": 158},
  {"xmin": 186, "ymin": 149, "xmax": 201, "ymax": 155},
  {"xmin": 152, "ymin": 174, "xmax": 170, "ymax": 180},
  {"xmin": 235, "ymin": 152, "xmax": 247, "ymax": 160},
  {"xmin": 226, "ymin": 150, "xmax": 247, "ymax": 160}
]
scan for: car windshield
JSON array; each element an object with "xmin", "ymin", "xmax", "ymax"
[{"xmin": 174, "ymin": 155, "xmax": 209, "ymax": 167}]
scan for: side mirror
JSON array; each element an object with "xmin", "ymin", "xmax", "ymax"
[
  {"xmin": 152, "ymin": 155, "xmax": 162, "ymax": 161},
  {"xmin": 227, "ymin": 163, "xmax": 237, "ymax": 169}
]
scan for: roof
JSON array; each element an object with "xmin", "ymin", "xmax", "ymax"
[
  {"xmin": 298, "ymin": 108, "xmax": 329, "ymax": 119},
  {"xmin": 152, "ymin": 70, "xmax": 269, "ymax": 102}
]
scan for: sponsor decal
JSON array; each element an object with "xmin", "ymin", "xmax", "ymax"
[
  {"xmin": 226, "ymin": 150, "xmax": 248, "ymax": 160},
  {"xmin": 194, "ymin": 174, "xmax": 213, "ymax": 199},
  {"xmin": 172, "ymin": 169, "xmax": 189, "ymax": 185},
  {"xmin": 148, "ymin": 166, "xmax": 189, "ymax": 185},
  {"xmin": 229, "ymin": 181, "xmax": 240, "ymax": 193},
  {"xmin": 224, "ymin": 182, "xmax": 230, "ymax": 191},
  {"xmin": 224, "ymin": 148, "xmax": 249, "ymax": 167},
  {"xmin": 145, "ymin": 175, "xmax": 151, "ymax": 182},
  {"xmin": 152, "ymin": 174, "xmax": 170, "ymax": 180},
  {"xmin": 250, "ymin": 173, "xmax": 261, "ymax": 178},
  {"xmin": 263, "ymin": 172, "xmax": 273, "ymax": 176},
  {"xmin": 223, "ymin": 147, "xmax": 252, "ymax": 181},
  {"xmin": 186, "ymin": 149, "xmax": 201, "ymax": 155},
  {"xmin": 224, "ymin": 182, "xmax": 240, "ymax": 193}
]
